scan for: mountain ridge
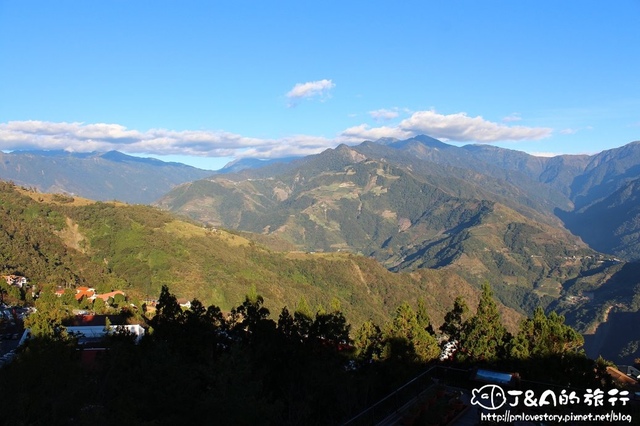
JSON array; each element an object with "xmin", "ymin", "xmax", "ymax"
[{"xmin": 0, "ymin": 149, "xmax": 213, "ymax": 204}]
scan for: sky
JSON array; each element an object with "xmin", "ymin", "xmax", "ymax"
[{"xmin": 1, "ymin": 1, "xmax": 639, "ymax": 170}]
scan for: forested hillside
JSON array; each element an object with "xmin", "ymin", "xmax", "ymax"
[
  {"xmin": 0, "ymin": 180, "xmax": 520, "ymax": 329},
  {"xmin": 0, "ymin": 180, "xmax": 637, "ymax": 424},
  {"xmin": 157, "ymin": 143, "xmax": 615, "ymax": 318}
]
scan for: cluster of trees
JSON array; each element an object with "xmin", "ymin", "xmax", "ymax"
[
  {"xmin": 354, "ymin": 284, "xmax": 586, "ymax": 370},
  {"xmin": 1, "ymin": 282, "xmax": 612, "ymax": 425},
  {"xmin": 2, "ymin": 286, "xmax": 384, "ymax": 425}
]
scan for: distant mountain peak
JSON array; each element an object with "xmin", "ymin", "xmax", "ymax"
[
  {"xmin": 218, "ymin": 156, "xmax": 299, "ymax": 174},
  {"xmin": 371, "ymin": 134, "xmax": 451, "ymax": 149},
  {"xmin": 98, "ymin": 150, "xmax": 190, "ymax": 167},
  {"xmin": 333, "ymin": 144, "xmax": 367, "ymax": 162},
  {"xmin": 0, "ymin": 150, "xmax": 213, "ymax": 204},
  {"xmin": 11, "ymin": 149, "xmax": 96, "ymax": 159},
  {"xmin": 402, "ymin": 135, "xmax": 452, "ymax": 149},
  {"xmin": 372, "ymin": 137, "xmax": 400, "ymax": 146}
]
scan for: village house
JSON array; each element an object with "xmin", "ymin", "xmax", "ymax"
[
  {"xmin": 63, "ymin": 314, "xmax": 146, "ymax": 368},
  {"xmin": 93, "ymin": 290, "xmax": 126, "ymax": 303},
  {"xmin": 65, "ymin": 314, "xmax": 145, "ymax": 344},
  {"xmin": 177, "ymin": 298, "xmax": 192, "ymax": 309},
  {"xmin": 75, "ymin": 286, "xmax": 96, "ymax": 301},
  {"xmin": 3, "ymin": 275, "xmax": 28, "ymax": 288}
]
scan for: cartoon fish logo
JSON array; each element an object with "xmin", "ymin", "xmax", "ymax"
[{"xmin": 471, "ymin": 384, "xmax": 507, "ymax": 410}]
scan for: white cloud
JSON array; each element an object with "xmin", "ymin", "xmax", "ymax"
[
  {"xmin": 528, "ymin": 151, "xmax": 560, "ymax": 157},
  {"xmin": 0, "ymin": 110, "xmax": 554, "ymax": 162},
  {"xmin": 502, "ymin": 113, "xmax": 522, "ymax": 123},
  {"xmin": 369, "ymin": 108, "xmax": 399, "ymax": 121},
  {"xmin": 236, "ymin": 135, "xmax": 334, "ymax": 159},
  {"xmin": 338, "ymin": 124, "xmax": 412, "ymax": 143},
  {"xmin": 0, "ymin": 120, "xmax": 337, "ymax": 160},
  {"xmin": 398, "ymin": 110, "xmax": 552, "ymax": 142},
  {"xmin": 559, "ymin": 128, "xmax": 578, "ymax": 135},
  {"xmin": 286, "ymin": 79, "xmax": 335, "ymax": 106},
  {"xmin": 0, "ymin": 121, "xmax": 259, "ymax": 157}
]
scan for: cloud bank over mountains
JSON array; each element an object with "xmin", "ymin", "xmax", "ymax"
[
  {"xmin": 0, "ymin": 110, "xmax": 552, "ymax": 160},
  {"xmin": 398, "ymin": 111, "xmax": 552, "ymax": 142}
]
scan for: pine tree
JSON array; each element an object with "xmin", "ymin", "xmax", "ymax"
[
  {"xmin": 416, "ymin": 298, "xmax": 436, "ymax": 336},
  {"xmin": 310, "ymin": 310, "xmax": 350, "ymax": 344},
  {"xmin": 277, "ymin": 306, "xmax": 295, "ymax": 339},
  {"xmin": 293, "ymin": 297, "xmax": 313, "ymax": 340},
  {"xmin": 233, "ymin": 293, "xmax": 270, "ymax": 336},
  {"xmin": 440, "ymin": 296, "xmax": 468, "ymax": 342},
  {"xmin": 458, "ymin": 283, "xmax": 507, "ymax": 362},
  {"xmin": 150, "ymin": 285, "xmax": 183, "ymax": 338},
  {"xmin": 384, "ymin": 302, "xmax": 439, "ymax": 362},
  {"xmin": 354, "ymin": 320, "xmax": 383, "ymax": 362},
  {"xmin": 510, "ymin": 307, "xmax": 583, "ymax": 359}
]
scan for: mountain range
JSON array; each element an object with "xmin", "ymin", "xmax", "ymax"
[
  {"xmin": 0, "ymin": 150, "xmax": 213, "ymax": 204},
  {"xmin": 0, "ymin": 180, "xmax": 522, "ymax": 333},
  {"xmin": 2, "ymin": 136, "xmax": 640, "ymax": 363},
  {"xmin": 157, "ymin": 136, "xmax": 640, "ymax": 261},
  {"xmin": 154, "ymin": 136, "xmax": 640, "ymax": 363}
]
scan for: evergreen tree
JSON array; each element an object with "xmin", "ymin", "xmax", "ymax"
[
  {"xmin": 416, "ymin": 298, "xmax": 436, "ymax": 336},
  {"xmin": 205, "ymin": 304, "xmax": 226, "ymax": 329},
  {"xmin": 354, "ymin": 320, "xmax": 383, "ymax": 362},
  {"xmin": 510, "ymin": 307, "xmax": 583, "ymax": 359},
  {"xmin": 233, "ymin": 294, "xmax": 270, "ymax": 337},
  {"xmin": 93, "ymin": 296, "xmax": 107, "ymax": 314},
  {"xmin": 60, "ymin": 289, "xmax": 79, "ymax": 307},
  {"xmin": 295, "ymin": 296, "xmax": 313, "ymax": 318},
  {"xmin": 293, "ymin": 297, "xmax": 314, "ymax": 341},
  {"xmin": 277, "ymin": 306, "xmax": 295, "ymax": 339},
  {"xmin": 150, "ymin": 285, "xmax": 183, "ymax": 338},
  {"xmin": 440, "ymin": 296, "xmax": 468, "ymax": 342},
  {"xmin": 384, "ymin": 302, "xmax": 439, "ymax": 363},
  {"xmin": 310, "ymin": 310, "xmax": 350, "ymax": 344},
  {"xmin": 458, "ymin": 283, "xmax": 508, "ymax": 362}
]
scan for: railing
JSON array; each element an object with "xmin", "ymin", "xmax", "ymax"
[
  {"xmin": 342, "ymin": 365, "xmax": 470, "ymax": 425},
  {"xmin": 343, "ymin": 364, "xmax": 640, "ymax": 425}
]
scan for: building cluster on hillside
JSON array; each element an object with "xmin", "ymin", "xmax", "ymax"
[
  {"xmin": 54, "ymin": 286, "xmax": 126, "ymax": 304},
  {"xmin": 0, "ymin": 272, "xmax": 155, "ymax": 370},
  {"xmin": 65, "ymin": 314, "xmax": 146, "ymax": 346}
]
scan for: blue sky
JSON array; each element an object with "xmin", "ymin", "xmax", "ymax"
[{"xmin": 1, "ymin": 1, "xmax": 639, "ymax": 170}]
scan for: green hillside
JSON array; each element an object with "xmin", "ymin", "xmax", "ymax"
[{"xmin": 0, "ymin": 180, "xmax": 521, "ymax": 329}]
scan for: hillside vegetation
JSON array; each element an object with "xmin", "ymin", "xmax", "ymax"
[
  {"xmin": 0, "ymin": 180, "xmax": 521, "ymax": 329},
  {"xmin": 157, "ymin": 144, "xmax": 611, "ymax": 317}
]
